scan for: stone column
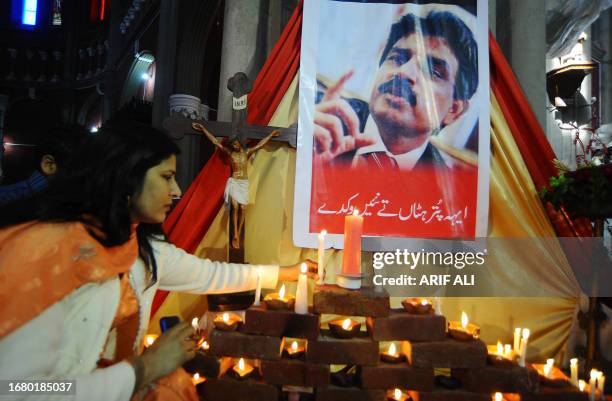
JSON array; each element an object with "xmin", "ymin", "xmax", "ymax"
[
  {"xmin": 217, "ymin": 0, "xmax": 266, "ymax": 122},
  {"xmin": 496, "ymin": 0, "xmax": 547, "ymax": 130}
]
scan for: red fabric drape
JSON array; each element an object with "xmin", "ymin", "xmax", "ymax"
[
  {"xmin": 151, "ymin": 1, "xmax": 304, "ymax": 318},
  {"xmin": 489, "ymin": 32, "xmax": 592, "ymax": 238}
]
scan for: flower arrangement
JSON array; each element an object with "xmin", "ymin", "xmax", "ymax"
[{"xmin": 540, "ymin": 160, "xmax": 612, "ymax": 218}]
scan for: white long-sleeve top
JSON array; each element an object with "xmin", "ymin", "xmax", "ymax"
[{"xmin": 0, "ymin": 238, "xmax": 279, "ymax": 401}]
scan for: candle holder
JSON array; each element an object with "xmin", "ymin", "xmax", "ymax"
[
  {"xmin": 328, "ymin": 318, "xmax": 361, "ymax": 339},
  {"xmin": 386, "ymin": 388, "xmax": 410, "ymax": 401},
  {"xmin": 283, "ymin": 340, "xmax": 306, "ymax": 360},
  {"xmin": 448, "ymin": 312, "xmax": 480, "ymax": 341},
  {"xmin": 401, "ymin": 298, "xmax": 433, "ymax": 315},
  {"xmin": 230, "ymin": 358, "xmax": 255, "ymax": 380},
  {"xmin": 213, "ymin": 312, "xmax": 242, "ymax": 332},
  {"xmin": 191, "ymin": 372, "xmax": 205, "ymax": 386},
  {"xmin": 532, "ymin": 363, "xmax": 572, "ymax": 387},
  {"xmin": 263, "ymin": 284, "xmax": 295, "ymax": 311},
  {"xmin": 380, "ymin": 343, "xmax": 405, "ymax": 364}
]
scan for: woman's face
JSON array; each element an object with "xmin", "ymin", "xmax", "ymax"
[{"xmin": 130, "ymin": 155, "xmax": 181, "ymax": 224}]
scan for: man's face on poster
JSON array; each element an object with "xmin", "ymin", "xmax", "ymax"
[{"xmin": 370, "ymin": 32, "xmax": 468, "ymax": 149}]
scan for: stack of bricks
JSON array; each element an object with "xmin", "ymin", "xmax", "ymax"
[{"xmin": 189, "ymin": 285, "xmax": 590, "ymax": 401}]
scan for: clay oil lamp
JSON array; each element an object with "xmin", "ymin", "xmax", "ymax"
[
  {"xmin": 264, "ymin": 284, "xmax": 295, "ymax": 311},
  {"xmin": 380, "ymin": 342, "xmax": 405, "ymax": 364},
  {"xmin": 448, "ymin": 311, "xmax": 480, "ymax": 341},
  {"xmin": 401, "ymin": 298, "xmax": 433, "ymax": 315},
  {"xmin": 386, "ymin": 388, "xmax": 410, "ymax": 401},
  {"xmin": 213, "ymin": 312, "xmax": 242, "ymax": 332},
  {"xmin": 191, "ymin": 372, "xmax": 205, "ymax": 385},
  {"xmin": 328, "ymin": 317, "xmax": 361, "ymax": 339},
  {"xmin": 283, "ymin": 340, "xmax": 306, "ymax": 360},
  {"xmin": 231, "ymin": 358, "xmax": 254, "ymax": 380}
]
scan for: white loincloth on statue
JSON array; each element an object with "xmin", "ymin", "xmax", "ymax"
[{"xmin": 224, "ymin": 177, "xmax": 249, "ymax": 206}]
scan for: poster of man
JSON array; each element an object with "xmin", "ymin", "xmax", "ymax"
[{"xmin": 294, "ymin": 0, "xmax": 490, "ymax": 249}]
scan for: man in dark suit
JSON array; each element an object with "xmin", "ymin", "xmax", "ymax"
[{"xmin": 313, "ymin": 10, "xmax": 479, "ymax": 172}]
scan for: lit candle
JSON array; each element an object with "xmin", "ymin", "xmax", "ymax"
[
  {"xmin": 579, "ymin": 380, "xmax": 586, "ymax": 392},
  {"xmin": 381, "ymin": 342, "xmax": 405, "ymax": 364},
  {"xmin": 254, "ymin": 267, "xmax": 262, "ymax": 306},
  {"xmin": 200, "ymin": 340, "xmax": 210, "ymax": 351},
  {"xmin": 192, "ymin": 317, "xmax": 199, "ymax": 332},
  {"xmin": 232, "ymin": 358, "xmax": 254, "ymax": 379},
  {"xmin": 504, "ymin": 344, "xmax": 512, "ymax": 359},
  {"xmin": 294, "ymin": 263, "xmax": 308, "ymax": 314},
  {"xmin": 497, "ymin": 341, "xmax": 504, "ymax": 360},
  {"xmin": 143, "ymin": 334, "xmax": 158, "ymax": 348},
  {"xmin": 213, "ymin": 312, "xmax": 242, "ymax": 331},
  {"xmin": 590, "ymin": 369, "xmax": 597, "ymax": 401},
  {"xmin": 264, "ymin": 284, "xmax": 295, "ymax": 310},
  {"xmin": 448, "ymin": 312, "xmax": 480, "ymax": 341},
  {"xmin": 519, "ymin": 328, "xmax": 529, "ymax": 367},
  {"xmin": 317, "ymin": 230, "xmax": 326, "ymax": 284},
  {"xmin": 284, "ymin": 340, "xmax": 306, "ymax": 359},
  {"xmin": 191, "ymin": 372, "xmax": 205, "ymax": 385},
  {"xmin": 329, "ymin": 317, "xmax": 361, "ymax": 339},
  {"xmin": 386, "ymin": 388, "xmax": 409, "ymax": 401},
  {"xmin": 570, "ymin": 358, "xmax": 578, "ymax": 386},
  {"xmin": 341, "ymin": 210, "xmax": 363, "ymax": 278},
  {"xmin": 597, "ymin": 371, "xmax": 605, "ymax": 401},
  {"xmin": 543, "ymin": 363, "xmax": 552, "ymax": 378},
  {"xmin": 513, "ymin": 328, "xmax": 521, "ymax": 353},
  {"xmin": 493, "ymin": 393, "xmax": 502, "ymax": 401}
]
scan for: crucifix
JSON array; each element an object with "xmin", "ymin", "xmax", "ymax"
[{"xmin": 163, "ymin": 72, "xmax": 297, "ymax": 262}]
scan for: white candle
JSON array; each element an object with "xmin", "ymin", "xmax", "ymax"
[
  {"xmin": 513, "ymin": 328, "xmax": 521, "ymax": 353},
  {"xmin": 543, "ymin": 364, "xmax": 552, "ymax": 378},
  {"xmin": 597, "ymin": 371, "xmax": 605, "ymax": 401},
  {"xmin": 317, "ymin": 230, "xmax": 326, "ymax": 284},
  {"xmin": 434, "ymin": 297, "xmax": 442, "ymax": 316},
  {"xmin": 294, "ymin": 263, "xmax": 308, "ymax": 314},
  {"xmin": 590, "ymin": 369, "xmax": 597, "ymax": 401},
  {"xmin": 494, "ymin": 393, "xmax": 502, "ymax": 401},
  {"xmin": 570, "ymin": 358, "xmax": 578, "ymax": 386},
  {"xmin": 254, "ymin": 267, "xmax": 262, "ymax": 306},
  {"xmin": 580, "ymin": 380, "xmax": 586, "ymax": 392},
  {"xmin": 519, "ymin": 328, "xmax": 529, "ymax": 367}
]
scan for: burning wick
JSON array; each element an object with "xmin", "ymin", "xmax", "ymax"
[{"xmin": 342, "ymin": 318, "xmax": 351, "ymax": 330}]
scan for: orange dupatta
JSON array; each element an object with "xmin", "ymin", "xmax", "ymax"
[{"xmin": 0, "ymin": 221, "xmax": 138, "ymax": 339}]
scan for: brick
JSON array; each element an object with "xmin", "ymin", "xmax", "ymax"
[
  {"xmin": 316, "ymin": 386, "xmax": 386, "ymax": 401},
  {"xmin": 366, "ymin": 309, "xmax": 446, "ymax": 341},
  {"xmin": 361, "ymin": 363, "xmax": 434, "ymax": 390},
  {"xmin": 452, "ymin": 365, "xmax": 539, "ymax": 393},
  {"xmin": 261, "ymin": 359, "xmax": 330, "ymax": 387},
  {"xmin": 198, "ymin": 377, "xmax": 279, "ymax": 401},
  {"xmin": 183, "ymin": 352, "xmax": 233, "ymax": 378},
  {"xmin": 243, "ymin": 305, "xmax": 320, "ymax": 340},
  {"xmin": 403, "ymin": 339, "xmax": 487, "ymax": 368},
  {"xmin": 313, "ymin": 285, "xmax": 390, "ymax": 317},
  {"xmin": 208, "ymin": 328, "xmax": 282, "ymax": 360},
  {"xmin": 408, "ymin": 390, "xmax": 491, "ymax": 401},
  {"xmin": 306, "ymin": 330, "xmax": 379, "ymax": 365}
]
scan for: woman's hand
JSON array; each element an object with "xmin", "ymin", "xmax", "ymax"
[
  {"xmin": 277, "ymin": 260, "xmax": 318, "ymax": 282},
  {"xmin": 130, "ymin": 322, "xmax": 197, "ymax": 390}
]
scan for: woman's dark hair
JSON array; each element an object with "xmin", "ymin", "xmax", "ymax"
[{"xmin": 0, "ymin": 121, "xmax": 180, "ymax": 287}]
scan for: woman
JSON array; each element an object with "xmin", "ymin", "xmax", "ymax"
[{"xmin": 0, "ymin": 121, "xmax": 315, "ymax": 401}]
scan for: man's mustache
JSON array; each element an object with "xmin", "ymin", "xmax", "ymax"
[{"xmin": 377, "ymin": 76, "xmax": 417, "ymax": 107}]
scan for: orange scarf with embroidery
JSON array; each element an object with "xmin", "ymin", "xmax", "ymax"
[{"xmin": 0, "ymin": 221, "xmax": 138, "ymax": 339}]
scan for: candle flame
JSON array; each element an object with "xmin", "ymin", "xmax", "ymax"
[
  {"xmin": 353, "ymin": 209, "xmax": 359, "ymax": 216},
  {"xmin": 238, "ymin": 358, "xmax": 245, "ymax": 371},
  {"xmin": 546, "ymin": 358, "xmax": 554, "ymax": 367},
  {"xmin": 596, "ymin": 371, "xmax": 603, "ymax": 379},
  {"xmin": 193, "ymin": 373, "xmax": 200, "ymax": 381},
  {"xmin": 222, "ymin": 313, "xmax": 229, "ymax": 323},
  {"xmin": 515, "ymin": 327, "xmax": 521, "ymax": 334},
  {"xmin": 301, "ymin": 263, "xmax": 307, "ymax": 274},
  {"xmin": 570, "ymin": 358, "xmax": 578, "ymax": 366},
  {"xmin": 145, "ymin": 335, "xmax": 156, "ymax": 346},
  {"xmin": 497, "ymin": 341, "xmax": 503, "ymax": 356},
  {"xmin": 279, "ymin": 284, "xmax": 286, "ymax": 299},
  {"xmin": 388, "ymin": 343, "xmax": 397, "ymax": 356},
  {"xmin": 461, "ymin": 311, "xmax": 468, "ymax": 328},
  {"xmin": 320, "ymin": 229, "xmax": 327, "ymax": 237},
  {"xmin": 421, "ymin": 299, "xmax": 429, "ymax": 306},
  {"xmin": 504, "ymin": 344, "xmax": 511, "ymax": 355},
  {"xmin": 342, "ymin": 318, "xmax": 351, "ymax": 330},
  {"xmin": 191, "ymin": 317, "xmax": 199, "ymax": 329},
  {"xmin": 494, "ymin": 393, "xmax": 502, "ymax": 401},
  {"xmin": 291, "ymin": 341, "xmax": 298, "ymax": 351},
  {"xmin": 579, "ymin": 380, "xmax": 586, "ymax": 391},
  {"xmin": 394, "ymin": 389, "xmax": 402, "ymax": 400},
  {"xmin": 201, "ymin": 341, "xmax": 209, "ymax": 350},
  {"xmin": 522, "ymin": 328, "xmax": 530, "ymax": 340},
  {"xmin": 591, "ymin": 369, "xmax": 598, "ymax": 380}
]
